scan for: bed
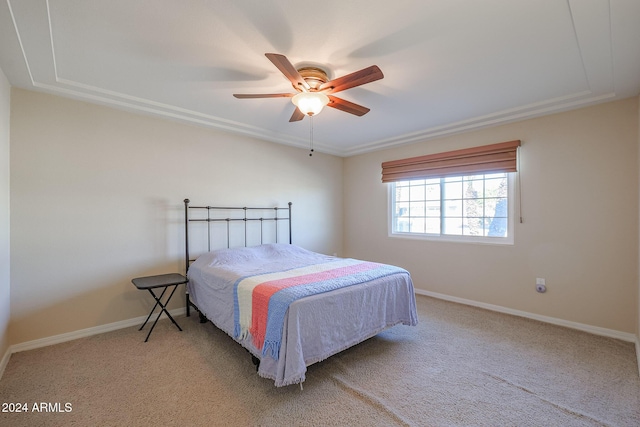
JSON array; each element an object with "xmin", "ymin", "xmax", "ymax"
[{"xmin": 183, "ymin": 199, "xmax": 418, "ymax": 387}]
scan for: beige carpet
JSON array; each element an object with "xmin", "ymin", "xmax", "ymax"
[{"xmin": 1, "ymin": 295, "xmax": 638, "ymax": 426}]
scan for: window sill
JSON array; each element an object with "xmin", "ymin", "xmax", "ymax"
[{"xmin": 389, "ymin": 231, "xmax": 514, "ymax": 246}]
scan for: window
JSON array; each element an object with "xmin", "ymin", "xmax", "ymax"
[{"xmin": 390, "ymin": 172, "xmax": 515, "ymax": 244}]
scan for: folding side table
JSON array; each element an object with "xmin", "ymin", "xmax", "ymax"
[{"xmin": 131, "ymin": 273, "xmax": 188, "ymax": 342}]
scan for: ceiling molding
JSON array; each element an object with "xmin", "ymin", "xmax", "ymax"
[{"xmin": 341, "ymin": 91, "xmax": 617, "ymax": 157}]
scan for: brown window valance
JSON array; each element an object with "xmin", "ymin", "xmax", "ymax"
[{"xmin": 381, "ymin": 140, "xmax": 521, "ymax": 183}]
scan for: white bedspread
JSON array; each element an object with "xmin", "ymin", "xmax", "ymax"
[{"xmin": 187, "ymin": 244, "xmax": 418, "ymax": 386}]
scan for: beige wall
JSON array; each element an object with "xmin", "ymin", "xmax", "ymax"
[
  {"xmin": 344, "ymin": 98, "xmax": 639, "ymax": 334},
  {"xmin": 0, "ymin": 68, "xmax": 10, "ymax": 359},
  {"xmin": 7, "ymin": 87, "xmax": 640, "ymax": 346},
  {"xmin": 9, "ymin": 89, "xmax": 344, "ymax": 344}
]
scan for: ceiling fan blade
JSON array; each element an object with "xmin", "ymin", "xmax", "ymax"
[
  {"xmin": 327, "ymin": 95, "xmax": 371, "ymax": 116},
  {"xmin": 289, "ymin": 107, "xmax": 305, "ymax": 122},
  {"xmin": 265, "ymin": 53, "xmax": 311, "ymax": 91},
  {"xmin": 319, "ymin": 65, "xmax": 384, "ymax": 94},
  {"xmin": 233, "ymin": 93, "xmax": 294, "ymax": 98}
]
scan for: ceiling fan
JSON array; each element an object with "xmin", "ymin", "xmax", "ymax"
[{"xmin": 233, "ymin": 53, "xmax": 384, "ymax": 122}]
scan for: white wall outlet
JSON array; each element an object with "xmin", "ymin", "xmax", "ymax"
[{"xmin": 536, "ymin": 278, "xmax": 546, "ymax": 293}]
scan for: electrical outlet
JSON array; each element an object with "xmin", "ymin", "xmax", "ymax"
[{"xmin": 536, "ymin": 278, "xmax": 546, "ymax": 293}]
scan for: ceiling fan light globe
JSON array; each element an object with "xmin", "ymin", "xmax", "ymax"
[{"xmin": 292, "ymin": 92, "xmax": 329, "ymax": 116}]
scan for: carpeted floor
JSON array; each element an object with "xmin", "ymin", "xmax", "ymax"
[{"xmin": 1, "ymin": 295, "xmax": 639, "ymax": 426}]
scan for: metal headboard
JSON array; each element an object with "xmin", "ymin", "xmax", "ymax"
[{"xmin": 184, "ymin": 198, "xmax": 292, "ymax": 273}]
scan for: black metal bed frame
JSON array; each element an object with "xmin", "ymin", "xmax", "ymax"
[{"xmin": 183, "ymin": 198, "xmax": 292, "ymax": 319}]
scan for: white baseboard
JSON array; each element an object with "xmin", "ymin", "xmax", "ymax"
[
  {"xmin": 9, "ymin": 308, "xmax": 186, "ymax": 354},
  {"xmin": 414, "ymin": 289, "xmax": 637, "ymax": 343},
  {"xmin": 0, "ymin": 346, "xmax": 11, "ymax": 380}
]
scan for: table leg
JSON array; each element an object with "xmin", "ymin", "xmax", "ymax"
[
  {"xmin": 139, "ymin": 286, "xmax": 168, "ymax": 331},
  {"xmin": 142, "ymin": 285, "xmax": 183, "ymax": 342}
]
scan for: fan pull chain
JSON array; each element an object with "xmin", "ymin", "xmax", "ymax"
[{"xmin": 309, "ymin": 115, "xmax": 315, "ymax": 157}]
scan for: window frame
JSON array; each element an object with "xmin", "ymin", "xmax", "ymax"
[{"xmin": 388, "ymin": 173, "xmax": 516, "ymax": 245}]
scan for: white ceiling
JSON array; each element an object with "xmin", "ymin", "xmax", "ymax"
[{"xmin": 1, "ymin": 0, "xmax": 639, "ymax": 156}]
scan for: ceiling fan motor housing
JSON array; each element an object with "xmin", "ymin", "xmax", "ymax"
[{"xmin": 296, "ymin": 67, "xmax": 329, "ymax": 91}]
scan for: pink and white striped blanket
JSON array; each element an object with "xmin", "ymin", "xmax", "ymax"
[{"xmin": 233, "ymin": 258, "xmax": 409, "ymax": 359}]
